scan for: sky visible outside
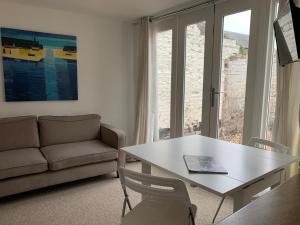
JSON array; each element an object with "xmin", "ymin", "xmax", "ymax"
[{"xmin": 223, "ymin": 10, "xmax": 251, "ymax": 35}]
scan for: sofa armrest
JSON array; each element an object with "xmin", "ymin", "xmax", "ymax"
[{"xmin": 100, "ymin": 123, "xmax": 126, "ymax": 167}]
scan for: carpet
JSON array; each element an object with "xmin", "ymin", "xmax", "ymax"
[{"xmin": 0, "ymin": 162, "xmax": 233, "ymax": 225}]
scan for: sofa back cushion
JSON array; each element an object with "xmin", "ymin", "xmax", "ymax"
[
  {"xmin": 0, "ymin": 116, "xmax": 40, "ymax": 151},
  {"xmin": 39, "ymin": 114, "xmax": 101, "ymax": 147}
]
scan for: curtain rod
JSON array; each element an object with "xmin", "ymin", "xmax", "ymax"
[
  {"xmin": 150, "ymin": 0, "xmax": 214, "ymax": 22},
  {"xmin": 131, "ymin": 0, "xmax": 227, "ymax": 25},
  {"xmin": 131, "ymin": 0, "xmax": 214, "ymax": 25}
]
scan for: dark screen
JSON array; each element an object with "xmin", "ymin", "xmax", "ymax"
[{"xmin": 274, "ymin": 0, "xmax": 300, "ymax": 66}]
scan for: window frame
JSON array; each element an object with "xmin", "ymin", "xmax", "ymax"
[{"xmin": 259, "ymin": 0, "xmax": 280, "ymax": 140}]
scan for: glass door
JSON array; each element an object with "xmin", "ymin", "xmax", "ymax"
[
  {"xmin": 210, "ymin": 0, "xmax": 265, "ymax": 144},
  {"xmin": 176, "ymin": 6, "xmax": 215, "ymax": 137},
  {"xmin": 151, "ymin": 0, "xmax": 272, "ymax": 143},
  {"xmin": 152, "ymin": 18, "xmax": 178, "ymax": 140},
  {"xmin": 152, "ymin": 5, "xmax": 214, "ymax": 140},
  {"xmin": 217, "ymin": 10, "xmax": 252, "ymax": 144}
]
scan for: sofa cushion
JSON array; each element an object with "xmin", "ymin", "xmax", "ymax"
[
  {"xmin": 39, "ymin": 114, "xmax": 101, "ymax": 147},
  {"xmin": 0, "ymin": 148, "xmax": 48, "ymax": 180},
  {"xmin": 0, "ymin": 116, "xmax": 40, "ymax": 152},
  {"xmin": 40, "ymin": 140, "xmax": 118, "ymax": 171}
]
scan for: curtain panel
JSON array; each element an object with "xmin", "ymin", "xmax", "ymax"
[
  {"xmin": 273, "ymin": 62, "xmax": 300, "ymax": 178},
  {"xmin": 273, "ymin": 0, "xmax": 300, "ymax": 177},
  {"xmin": 134, "ymin": 17, "xmax": 154, "ymax": 144},
  {"xmin": 273, "ymin": 63, "xmax": 300, "ymax": 176}
]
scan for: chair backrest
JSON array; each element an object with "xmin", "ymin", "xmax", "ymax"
[
  {"xmin": 119, "ymin": 167, "xmax": 192, "ymax": 206},
  {"xmin": 248, "ymin": 137, "xmax": 289, "ymax": 154}
]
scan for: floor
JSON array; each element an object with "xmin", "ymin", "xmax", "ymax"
[{"xmin": 0, "ymin": 162, "xmax": 233, "ymax": 225}]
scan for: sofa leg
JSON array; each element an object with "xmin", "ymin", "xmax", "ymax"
[{"xmin": 116, "ymin": 170, "xmax": 119, "ymax": 178}]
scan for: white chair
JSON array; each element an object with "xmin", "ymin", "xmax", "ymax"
[
  {"xmin": 118, "ymin": 167, "xmax": 197, "ymax": 225},
  {"xmin": 248, "ymin": 137, "xmax": 289, "ymax": 154},
  {"xmin": 248, "ymin": 137, "xmax": 289, "ymax": 197},
  {"xmin": 213, "ymin": 138, "xmax": 289, "ymax": 224}
]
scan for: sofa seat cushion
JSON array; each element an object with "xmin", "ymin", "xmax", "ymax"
[
  {"xmin": 41, "ymin": 140, "xmax": 118, "ymax": 171},
  {"xmin": 0, "ymin": 148, "xmax": 48, "ymax": 180}
]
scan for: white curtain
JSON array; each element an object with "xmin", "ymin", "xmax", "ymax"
[
  {"xmin": 273, "ymin": 63, "xmax": 300, "ymax": 178},
  {"xmin": 273, "ymin": 0, "xmax": 300, "ymax": 178},
  {"xmin": 135, "ymin": 17, "xmax": 155, "ymax": 144}
]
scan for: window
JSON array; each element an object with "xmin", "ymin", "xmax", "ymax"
[
  {"xmin": 184, "ymin": 22, "xmax": 206, "ymax": 136},
  {"xmin": 218, "ymin": 10, "xmax": 251, "ymax": 144},
  {"xmin": 156, "ymin": 29, "xmax": 173, "ymax": 140},
  {"xmin": 265, "ymin": 2, "xmax": 279, "ymax": 141},
  {"xmin": 151, "ymin": 0, "xmax": 274, "ymax": 143},
  {"xmin": 266, "ymin": 45, "xmax": 278, "ymax": 141}
]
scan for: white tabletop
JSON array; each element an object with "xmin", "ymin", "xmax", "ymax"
[{"xmin": 121, "ymin": 135, "xmax": 298, "ymax": 196}]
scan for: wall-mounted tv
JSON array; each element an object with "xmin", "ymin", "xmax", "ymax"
[{"xmin": 274, "ymin": 0, "xmax": 300, "ymax": 66}]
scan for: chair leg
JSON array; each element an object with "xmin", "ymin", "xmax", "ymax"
[
  {"xmin": 121, "ymin": 197, "xmax": 133, "ymax": 217},
  {"xmin": 189, "ymin": 208, "xmax": 196, "ymax": 225},
  {"xmin": 190, "ymin": 216, "xmax": 196, "ymax": 225},
  {"xmin": 116, "ymin": 170, "xmax": 119, "ymax": 178},
  {"xmin": 121, "ymin": 187, "xmax": 133, "ymax": 217},
  {"xmin": 122, "ymin": 198, "xmax": 127, "ymax": 217},
  {"xmin": 126, "ymin": 197, "xmax": 132, "ymax": 210},
  {"xmin": 212, "ymin": 196, "xmax": 226, "ymax": 224}
]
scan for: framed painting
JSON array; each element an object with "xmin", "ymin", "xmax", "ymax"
[{"xmin": 1, "ymin": 27, "xmax": 78, "ymax": 101}]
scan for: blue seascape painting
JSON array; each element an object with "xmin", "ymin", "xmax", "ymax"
[{"xmin": 1, "ymin": 27, "xmax": 78, "ymax": 101}]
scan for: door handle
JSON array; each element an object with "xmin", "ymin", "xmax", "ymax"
[{"xmin": 211, "ymin": 88, "xmax": 223, "ymax": 107}]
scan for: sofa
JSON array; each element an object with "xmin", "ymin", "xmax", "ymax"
[{"xmin": 0, "ymin": 114, "xmax": 126, "ymax": 198}]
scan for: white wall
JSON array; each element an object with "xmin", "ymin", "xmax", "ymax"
[{"xmin": 0, "ymin": 1, "xmax": 136, "ymax": 144}]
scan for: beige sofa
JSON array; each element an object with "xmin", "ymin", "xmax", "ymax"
[{"xmin": 0, "ymin": 114, "xmax": 125, "ymax": 198}]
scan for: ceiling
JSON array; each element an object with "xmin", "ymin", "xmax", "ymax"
[{"xmin": 2, "ymin": 0, "xmax": 195, "ymax": 20}]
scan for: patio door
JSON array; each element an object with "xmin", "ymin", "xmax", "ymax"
[
  {"xmin": 152, "ymin": 0, "xmax": 272, "ymax": 143},
  {"xmin": 177, "ymin": 6, "xmax": 215, "ymax": 138},
  {"xmin": 209, "ymin": 0, "xmax": 272, "ymax": 144},
  {"xmin": 152, "ymin": 4, "xmax": 214, "ymax": 140}
]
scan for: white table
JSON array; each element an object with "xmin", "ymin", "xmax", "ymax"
[{"xmin": 121, "ymin": 135, "xmax": 298, "ymax": 212}]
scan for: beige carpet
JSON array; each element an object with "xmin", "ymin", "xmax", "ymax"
[{"xmin": 0, "ymin": 162, "xmax": 233, "ymax": 225}]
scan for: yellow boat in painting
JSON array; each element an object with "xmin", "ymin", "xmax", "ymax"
[
  {"xmin": 53, "ymin": 46, "xmax": 77, "ymax": 60},
  {"xmin": 2, "ymin": 37, "xmax": 45, "ymax": 62}
]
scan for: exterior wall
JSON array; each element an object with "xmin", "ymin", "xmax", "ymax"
[
  {"xmin": 156, "ymin": 24, "xmax": 246, "ymax": 140},
  {"xmin": 219, "ymin": 57, "xmax": 247, "ymax": 142},
  {"xmin": 184, "ymin": 23, "xmax": 205, "ymax": 133},
  {"xmin": 266, "ymin": 55, "xmax": 278, "ymax": 140},
  {"xmin": 156, "ymin": 30, "xmax": 172, "ymax": 131}
]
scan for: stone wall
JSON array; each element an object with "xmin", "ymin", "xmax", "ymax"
[
  {"xmin": 219, "ymin": 57, "xmax": 247, "ymax": 141},
  {"xmin": 156, "ymin": 24, "xmax": 275, "ymax": 142},
  {"xmin": 156, "ymin": 30, "xmax": 172, "ymax": 131},
  {"xmin": 266, "ymin": 55, "xmax": 278, "ymax": 140},
  {"xmin": 184, "ymin": 23, "xmax": 205, "ymax": 133}
]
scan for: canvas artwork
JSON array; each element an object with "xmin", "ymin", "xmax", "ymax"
[{"xmin": 1, "ymin": 28, "xmax": 78, "ymax": 101}]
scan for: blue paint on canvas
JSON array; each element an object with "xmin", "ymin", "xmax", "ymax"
[{"xmin": 1, "ymin": 28, "xmax": 78, "ymax": 101}]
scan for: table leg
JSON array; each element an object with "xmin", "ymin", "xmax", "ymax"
[
  {"xmin": 232, "ymin": 171, "xmax": 282, "ymax": 212},
  {"xmin": 232, "ymin": 192, "xmax": 242, "ymax": 212},
  {"xmin": 232, "ymin": 190, "xmax": 249, "ymax": 212},
  {"xmin": 281, "ymin": 166, "xmax": 289, "ymax": 184},
  {"xmin": 142, "ymin": 162, "xmax": 151, "ymax": 175},
  {"xmin": 272, "ymin": 169, "xmax": 286, "ymax": 189},
  {"xmin": 212, "ymin": 196, "xmax": 226, "ymax": 224},
  {"xmin": 141, "ymin": 162, "xmax": 151, "ymax": 200}
]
